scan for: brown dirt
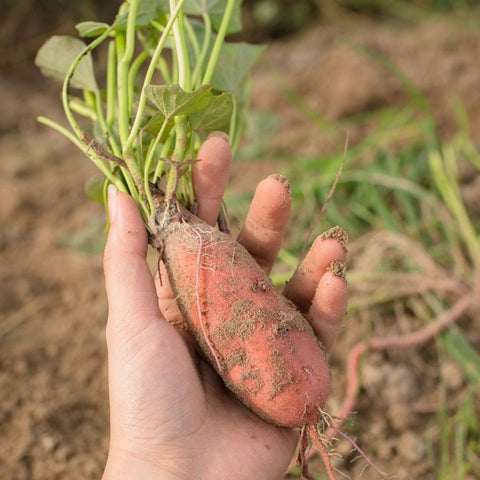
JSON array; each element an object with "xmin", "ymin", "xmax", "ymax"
[
  {"xmin": 320, "ymin": 226, "xmax": 349, "ymax": 250},
  {"xmin": 2, "ymin": 10, "xmax": 480, "ymax": 480},
  {"xmin": 327, "ymin": 260, "xmax": 346, "ymax": 281}
]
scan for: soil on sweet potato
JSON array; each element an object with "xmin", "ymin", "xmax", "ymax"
[{"xmin": 1, "ymin": 7, "xmax": 480, "ymax": 480}]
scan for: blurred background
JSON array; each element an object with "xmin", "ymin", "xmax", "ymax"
[{"xmin": 1, "ymin": 1, "xmax": 479, "ymax": 479}]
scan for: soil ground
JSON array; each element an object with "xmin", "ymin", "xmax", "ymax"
[{"xmin": 1, "ymin": 7, "xmax": 480, "ymax": 480}]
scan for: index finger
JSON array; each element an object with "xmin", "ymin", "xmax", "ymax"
[{"xmin": 192, "ymin": 131, "xmax": 231, "ymax": 226}]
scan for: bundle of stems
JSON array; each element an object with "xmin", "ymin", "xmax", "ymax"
[{"xmin": 36, "ymin": 0, "xmax": 263, "ymax": 227}]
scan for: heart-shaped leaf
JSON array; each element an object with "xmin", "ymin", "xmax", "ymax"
[
  {"xmin": 189, "ymin": 92, "xmax": 233, "ymax": 134},
  {"xmin": 35, "ymin": 36, "xmax": 98, "ymax": 91},
  {"xmin": 145, "ymin": 84, "xmax": 212, "ymax": 118}
]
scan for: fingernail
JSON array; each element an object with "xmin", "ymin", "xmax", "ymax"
[
  {"xmin": 108, "ymin": 184, "xmax": 118, "ymax": 224},
  {"xmin": 207, "ymin": 130, "xmax": 230, "ymax": 144}
]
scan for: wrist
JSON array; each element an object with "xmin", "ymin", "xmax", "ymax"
[{"xmin": 102, "ymin": 447, "xmax": 183, "ymax": 480}]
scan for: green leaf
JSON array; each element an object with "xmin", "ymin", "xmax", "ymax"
[
  {"xmin": 145, "ymin": 84, "xmax": 212, "ymax": 118},
  {"xmin": 211, "ymin": 42, "xmax": 265, "ymax": 92},
  {"xmin": 184, "ymin": 0, "xmax": 243, "ymax": 34},
  {"xmin": 189, "ymin": 92, "xmax": 233, "ymax": 134},
  {"xmin": 35, "ymin": 36, "xmax": 98, "ymax": 91},
  {"xmin": 76, "ymin": 21, "xmax": 110, "ymax": 37},
  {"xmin": 85, "ymin": 175, "xmax": 107, "ymax": 203}
]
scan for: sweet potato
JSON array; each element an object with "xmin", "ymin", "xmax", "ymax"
[{"xmin": 155, "ymin": 202, "xmax": 331, "ymax": 429}]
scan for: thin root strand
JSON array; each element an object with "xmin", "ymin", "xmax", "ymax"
[
  {"xmin": 325, "ymin": 419, "xmax": 391, "ymax": 479},
  {"xmin": 307, "ymin": 424, "xmax": 337, "ymax": 480},
  {"xmin": 330, "ymin": 293, "xmax": 474, "ymax": 436}
]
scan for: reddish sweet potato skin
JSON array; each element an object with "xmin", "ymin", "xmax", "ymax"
[{"xmin": 161, "ymin": 211, "xmax": 330, "ymax": 428}]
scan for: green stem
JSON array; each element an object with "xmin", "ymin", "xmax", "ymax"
[
  {"xmin": 81, "ymin": 88, "xmax": 136, "ymax": 199},
  {"xmin": 171, "ymin": 46, "xmax": 180, "ymax": 84},
  {"xmin": 167, "ymin": 0, "xmax": 195, "ymax": 204},
  {"xmin": 128, "ymin": 49, "xmax": 149, "ymax": 107},
  {"xmin": 166, "ymin": 115, "xmax": 188, "ymax": 198},
  {"xmin": 153, "ymin": 132, "xmax": 174, "ymax": 181},
  {"xmin": 170, "ymin": 0, "xmax": 191, "ymax": 91},
  {"xmin": 69, "ymin": 98, "xmax": 96, "ymax": 120},
  {"xmin": 143, "ymin": 118, "xmax": 171, "ymax": 212},
  {"xmin": 150, "ymin": 19, "xmax": 165, "ymax": 32},
  {"xmin": 184, "ymin": 15, "xmax": 200, "ymax": 62},
  {"xmin": 144, "ymin": 120, "xmax": 169, "ymax": 179},
  {"xmin": 191, "ymin": 12, "xmax": 212, "ymax": 89},
  {"xmin": 83, "ymin": 75, "xmax": 121, "ymax": 158},
  {"xmin": 94, "ymin": 89, "xmax": 122, "ymax": 157},
  {"xmin": 117, "ymin": 0, "xmax": 139, "ymax": 147},
  {"xmin": 202, "ymin": 0, "xmax": 237, "ymax": 85},
  {"xmin": 173, "ymin": 115, "xmax": 188, "ymax": 163},
  {"xmin": 61, "ymin": 25, "xmax": 115, "ymax": 140},
  {"xmin": 106, "ymin": 40, "xmax": 116, "ymax": 128},
  {"xmin": 37, "ymin": 116, "xmax": 123, "ymax": 190},
  {"xmin": 124, "ymin": 0, "xmax": 187, "ymax": 152}
]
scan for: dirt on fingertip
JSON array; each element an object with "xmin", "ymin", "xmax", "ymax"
[
  {"xmin": 328, "ymin": 260, "xmax": 347, "ymax": 281},
  {"xmin": 269, "ymin": 173, "xmax": 292, "ymax": 193},
  {"xmin": 320, "ymin": 225, "xmax": 349, "ymax": 250}
]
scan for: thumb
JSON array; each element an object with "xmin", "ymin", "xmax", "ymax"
[{"xmin": 103, "ymin": 186, "xmax": 161, "ymax": 342}]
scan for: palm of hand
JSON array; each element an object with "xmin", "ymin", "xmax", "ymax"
[{"xmin": 111, "ymin": 313, "xmax": 298, "ymax": 480}]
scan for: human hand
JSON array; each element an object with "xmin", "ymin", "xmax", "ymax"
[{"xmin": 102, "ymin": 133, "xmax": 348, "ymax": 480}]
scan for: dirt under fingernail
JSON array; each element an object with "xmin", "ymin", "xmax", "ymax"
[
  {"xmin": 269, "ymin": 173, "xmax": 291, "ymax": 193},
  {"xmin": 320, "ymin": 225, "xmax": 349, "ymax": 250},
  {"xmin": 328, "ymin": 260, "xmax": 347, "ymax": 282}
]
